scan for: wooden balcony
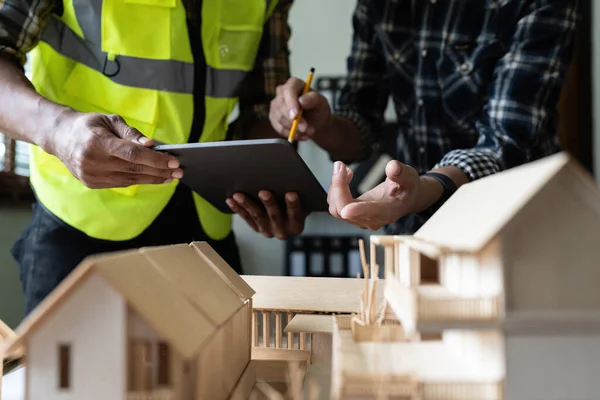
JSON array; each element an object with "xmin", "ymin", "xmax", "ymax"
[
  {"xmin": 385, "ymin": 281, "xmax": 502, "ymax": 334},
  {"xmin": 242, "ymin": 275, "xmax": 387, "ymax": 364}
]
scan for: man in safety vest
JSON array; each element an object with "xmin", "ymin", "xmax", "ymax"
[{"xmin": 0, "ymin": 0, "xmax": 302, "ymax": 314}]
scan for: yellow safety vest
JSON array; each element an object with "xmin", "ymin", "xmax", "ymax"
[{"xmin": 27, "ymin": 0, "xmax": 279, "ymax": 241}]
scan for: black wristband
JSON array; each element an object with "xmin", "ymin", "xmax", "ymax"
[{"xmin": 416, "ymin": 172, "xmax": 458, "ymax": 219}]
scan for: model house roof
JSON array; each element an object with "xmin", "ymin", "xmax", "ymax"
[
  {"xmin": 415, "ymin": 152, "xmax": 598, "ymax": 252},
  {"xmin": 243, "ymin": 275, "xmax": 386, "ymax": 314},
  {"xmin": 5, "ymin": 242, "xmax": 254, "ymax": 359}
]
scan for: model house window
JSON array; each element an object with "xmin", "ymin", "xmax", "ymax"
[
  {"xmin": 58, "ymin": 344, "xmax": 71, "ymax": 389},
  {"xmin": 128, "ymin": 339, "xmax": 152, "ymax": 391},
  {"xmin": 128, "ymin": 339, "xmax": 172, "ymax": 391}
]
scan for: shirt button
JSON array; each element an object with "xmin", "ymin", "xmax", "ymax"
[
  {"xmin": 460, "ymin": 62, "xmax": 471, "ymax": 73},
  {"xmin": 394, "ymin": 53, "xmax": 405, "ymax": 63},
  {"xmin": 421, "ymin": 49, "xmax": 428, "ymax": 57},
  {"xmin": 431, "ymin": 0, "xmax": 437, "ymax": 3},
  {"xmin": 419, "ymin": 147, "xmax": 425, "ymax": 153},
  {"xmin": 417, "ymin": 99, "xmax": 424, "ymax": 106}
]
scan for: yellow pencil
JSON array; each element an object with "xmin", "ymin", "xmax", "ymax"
[{"xmin": 288, "ymin": 67, "xmax": 315, "ymax": 143}]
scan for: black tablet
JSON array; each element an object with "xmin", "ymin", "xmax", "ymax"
[{"xmin": 153, "ymin": 138, "xmax": 329, "ymax": 214}]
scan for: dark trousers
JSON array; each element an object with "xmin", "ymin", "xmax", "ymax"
[{"xmin": 11, "ymin": 183, "xmax": 243, "ymax": 315}]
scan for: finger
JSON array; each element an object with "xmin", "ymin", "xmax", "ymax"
[
  {"xmin": 226, "ymin": 198, "xmax": 259, "ymax": 232},
  {"xmin": 285, "ymin": 192, "xmax": 305, "ymax": 235},
  {"xmin": 346, "ymin": 167, "xmax": 354, "ymax": 183},
  {"xmin": 277, "ymin": 108, "xmax": 294, "ymax": 131},
  {"xmin": 106, "ymin": 172, "xmax": 175, "ymax": 186},
  {"xmin": 329, "ymin": 161, "xmax": 354, "ymax": 216},
  {"xmin": 259, "ymin": 191, "xmax": 286, "ymax": 240},
  {"xmin": 283, "ymin": 77, "xmax": 306, "ymax": 119},
  {"xmin": 107, "ymin": 114, "xmax": 154, "ymax": 146},
  {"xmin": 298, "ymin": 92, "xmax": 322, "ymax": 110},
  {"xmin": 107, "ymin": 138, "xmax": 181, "ymax": 170},
  {"xmin": 269, "ymin": 103, "xmax": 289, "ymax": 138},
  {"xmin": 297, "ymin": 118, "xmax": 315, "ymax": 136},
  {"xmin": 233, "ymin": 193, "xmax": 273, "ymax": 237},
  {"xmin": 107, "ymin": 157, "xmax": 184, "ymax": 180},
  {"xmin": 270, "ymin": 119, "xmax": 288, "ymax": 138},
  {"xmin": 269, "ymin": 111, "xmax": 290, "ymax": 138}
]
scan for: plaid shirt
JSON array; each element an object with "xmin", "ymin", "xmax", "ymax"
[
  {"xmin": 0, "ymin": 0, "xmax": 292, "ymax": 130},
  {"xmin": 336, "ymin": 0, "xmax": 579, "ymax": 181}
]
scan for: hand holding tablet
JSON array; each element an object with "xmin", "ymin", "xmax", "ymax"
[{"xmin": 153, "ymin": 138, "xmax": 328, "ymax": 216}]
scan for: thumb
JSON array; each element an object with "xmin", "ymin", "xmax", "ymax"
[
  {"xmin": 329, "ymin": 161, "xmax": 354, "ymax": 212},
  {"xmin": 109, "ymin": 115, "xmax": 153, "ymax": 147},
  {"xmin": 385, "ymin": 160, "xmax": 415, "ymax": 188}
]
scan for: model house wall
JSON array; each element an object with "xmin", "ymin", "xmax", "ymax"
[
  {"xmin": 196, "ymin": 302, "xmax": 251, "ymax": 400},
  {"xmin": 27, "ymin": 274, "xmax": 126, "ymax": 400},
  {"xmin": 501, "ymin": 169, "xmax": 600, "ymax": 312},
  {"xmin": 504, "ymin": 334, "xmax": 600, "ymax": 400},
  {"xmin": 443, "ymin": 330, "xmax": 505, "ymax": 374},
  {"xmin": 439, "ymin": 241, "xmax": 503, "ymax": 298}
]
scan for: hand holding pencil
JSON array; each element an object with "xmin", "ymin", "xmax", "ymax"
[
  {"xmin": 269, "ymin": 68, "xmax": 332, "ymax": 142},
  {"xmin": 288, "ymin": 68, "xmax": 315, "ymax": 143}
]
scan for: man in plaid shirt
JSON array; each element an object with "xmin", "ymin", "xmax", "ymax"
[{"xmin": 266, "ymin": 0, "xmax": 580, "ymax": 234}]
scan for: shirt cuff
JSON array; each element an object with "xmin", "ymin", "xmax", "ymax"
[{"xmin": 434, "ymin": 148, "xmax": 503, "ymax": 181}]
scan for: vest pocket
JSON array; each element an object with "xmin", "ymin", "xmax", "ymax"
[
  {"xmin": 216, "ymin": 25, "xmax": 264, "ymax": 71},
  {"xmin": 101, "ymin": 0, "xmax": 174, "ymax": 60}
]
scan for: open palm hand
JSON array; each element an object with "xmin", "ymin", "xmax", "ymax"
[{"xmin": 327, "ymin": 160, "xmax": 422, "ymax": 230}]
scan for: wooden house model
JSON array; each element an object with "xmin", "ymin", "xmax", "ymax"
[
  {"xmin": 4, "ymin": 242, "xmax": 258, "ymax": 400},
  {"xmin": 330, "ymin": 152, "xmax": 600, "ymax": 399}
]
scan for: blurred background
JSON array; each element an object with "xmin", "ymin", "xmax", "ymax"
[{"xmin": 0, "ymin": 0, "xmax": 594, "ymax": 328}]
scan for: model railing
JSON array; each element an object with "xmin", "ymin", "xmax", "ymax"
[
  {"xmin": 419, "ymin": 294, "xmax": 501, "ymax": 321},
  {"xmin": 252, "ymin": 309, "xmax": 311, "ymax": 351},
  {"xmin": 422, "ymin": 381, "xmax": 503, "ymax": 400}
]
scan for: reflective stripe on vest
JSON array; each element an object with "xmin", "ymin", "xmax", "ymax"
[
  {"xmin": 40, "ymin": 7, "xmax": 264, "ymax": 97},
  {"xmin": 28, "ymin": 0, "xmax": 278, "ymax": 241}
]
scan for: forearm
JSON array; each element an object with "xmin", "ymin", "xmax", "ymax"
[
  {"xmin": 0, "ymin": 56, "xmax": 70, "ymax": 152},
  {"xmin": 313, "ymin": 115, "xmax": 364, "ymax": 164}
]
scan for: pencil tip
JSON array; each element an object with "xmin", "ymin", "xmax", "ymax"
[{"xmin": 310, "ymin": 67, "xmax": 315, "ymax": 73}]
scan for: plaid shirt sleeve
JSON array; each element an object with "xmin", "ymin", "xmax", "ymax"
[
  {"xmin": 334, "ymin": 0, "xmax": 390, "ymax": 161},
  {"xmin": 434, "ymin": 0, "xmax": 580, "ymax": 181},
  {"xmin": 233, "ymin": 0, "xmax": 293, "ymax": 138},
  {"xmin": 0, "ymin": 0, "xmax": 55, "ymax": 67}
]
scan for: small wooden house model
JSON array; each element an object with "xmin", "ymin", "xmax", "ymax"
[
  {"xmin": 5, "ymin": 242, "xmax": 257, "ymax": 400},
  {"xmin": 349, "ymin": 152, "xmax": 600, "ymax": 400}
]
